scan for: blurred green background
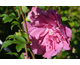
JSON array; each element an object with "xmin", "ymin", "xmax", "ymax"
[{"xmin": 0, "ymin": 6, "xmax": 80, "ymax": 59}]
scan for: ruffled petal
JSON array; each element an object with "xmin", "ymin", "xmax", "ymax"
[
  {"xmin": 23, "ymin": 22, "xmax": 47, "ymax": 39},
  {"xmin": 63, "ymin": 40, "xmax": 70, "ymax": 50}
]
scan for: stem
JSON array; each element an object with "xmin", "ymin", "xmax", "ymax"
[
  {"xmin": 18, "ymin": 10, "xmax": 23, "ymax": 33},
  {"xmin": 18, "ymin": 10, "xmax": 28, "ymax": 59},
  {"xmin": 5, "ymin": 6, "xmax": 8, "ymax": 14},
  {"xmin": 55, "ymin": 6, "xmax": 57, "ymax": 11},
  {"xmin": 19, "ymin": 6, "xmax": 35, "ymax": 59},
  {"xmin": 46, "ymin": 6, "xmax": 50, "ymax": 11},
  {"xmin": 19, "ymin": 6, "xmax": 30, "ymax": 42},
  {"xmin": 19, "ymin": 6, "xmax": 28, "ymax": 59},
  {"xmin": 59, "ymin": 6, "xmax": 60, "ymax": 13},
  {"xmin": 68, "ymin": 6, "xmax": 72, "ymax": 19}
]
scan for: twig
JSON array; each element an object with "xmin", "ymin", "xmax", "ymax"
[
  {"xmin": 19, "ymin": 7, "xmax": 28, "ymax": 59},
  {"xmin": 18, "ymin": 10, "xmax": 23, "ymax": 33},
  {"xmin": 5, "ymin": 6, "xmax": 8, "ymax": 14},
  {"xmin": 19, "ymin": 6, "xmax": 35, "ymax": 59},
  {"xmin": 59, "ymin": 6, "xmax": 61, "ymax": 13},
  {"xmin": 18, "ymin": 10, "xmax": 29, "ymax": 59},
  {"xmin": 55, "ymin": 6, "xmax": 57, "ymax": 11}
]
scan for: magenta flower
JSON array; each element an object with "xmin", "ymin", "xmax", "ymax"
[{"xmin": 23, "ymin": 7, "xmax": 72, "ymax": 59}]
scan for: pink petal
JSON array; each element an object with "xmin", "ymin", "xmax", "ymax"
[
  {"xmin": 23, "ymin": 22, "xmax": 46, "ymax": 39},
  {"xmin": 65, "ymin": 26, "xmax": 72, "ymax": 37},
  {"xmin": 23, "ymin": 52, "xmax": 30, "ymax": 59},
  {"xmin": 63, "ymin": 41, "xmax": 70, "ymax": 50}
]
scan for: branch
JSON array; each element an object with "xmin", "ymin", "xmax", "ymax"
[
  {"xmin": 19, "ymin": 6, "xmax": 35, "ymax": 59},
  {"xmin": 18, "ymin": 10, "xmax": 23, "ymax": 33}
]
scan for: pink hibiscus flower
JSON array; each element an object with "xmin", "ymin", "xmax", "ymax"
[{"xmin": 23, "ymin": 7, "xmax": 72, "ymax": 59}]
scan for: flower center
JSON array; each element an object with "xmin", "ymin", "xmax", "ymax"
[{"xmin": 49, "ymin": 29, "xmax": 53, "ymax": 35}]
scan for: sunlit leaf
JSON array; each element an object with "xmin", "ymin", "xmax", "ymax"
[
  {"xmin": 61, "ymin": 17, "xmax": 68, "ymax": 21},
  {"xmin": 22, "ymin": 6, "xmax": 29, "ymax": 13},
  {"xmin": 20, "ymin": 53, "xmax": 25, "ymax": 59}
]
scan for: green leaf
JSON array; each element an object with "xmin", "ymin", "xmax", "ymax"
[
  {"xmin": 11, "ymin": 21, "xmax": 19, "ymax": 25},
  {"xmin": 53, "ymin": 57, "xmax": 57, "ymax": 59},
  {"xmin": 9, "ymin": 13, "xmax": 16, "ymax": 19},
  {"xmin": 69, "ymin": 22, "xmax": 75, "ymax": 27},
  {"xmin": 26, "ymin": 16, "xmax": 29, "ymax": 22},
  {"xmin": 15, "ymin": 8, "xmax": 22, "ymax": 15},
  {"xmin": 11, "ymin": 21, "xmax": 20, "ymax": 30},
  {"xmin": 61, "ymin": 51, "xmax": 69, "ymax": 58},
  {"xmin": 27, "ymin": 48, "xmax": 30, "ymax": 52},
  {"xmin": 12, "ymin": 39, "xmax": 23, "ymax": 44},
  {"xmin": 16, "ymin": 43, "xmax": 25, "ymax": 52},
  {"xmin": 64, "ymin": 10, "xmax": 69, "ymax": 14},
  {"xmin": 21, "ymin": 33, "xmax": 28, "ymax": 41},
  {"xmin": 61, "ymin": 17, "xmax": 68, "ymax": 21},
  {"xmin": 11, "ymin": 24, "xmax": 15, "ymax": 30},
  {"xmin": 74, "ymin": 40, "xmax": 78, "ymax": 45},
  {"xmin": 6, "ymin": 35, "xmax": 26, "ymax": 45},
  {"xmin": 15, "ymin": 30, "xmax": 21, "ymax": 36},
  {"xmin": 2, "ymin": 15, "xmax": 13, "ymax": 23},
  {"xmin": 20, "ymin": 53, "xmax": 25, "ymax": 59},
  {"xmin": 15, "ymin": 35, "xmax": 26, "ymax": 43},
  {"xmin": 37, "ymin": 6, "xmax": 46, "ymax": 10},
  {"xmin": 16, "ymin": 6, "xmax": 20, "ymax": 10},
  {"xmin": 15, "ymin": 17, "xmax": 19, "ymax": 21},
  {"xmin": 7, "ymin": 52, "xmax": 18, "ymax": 56},
  {"xmin": 71, "ymin": 12, "xmax": 78, "ymax": 16},
  {"xmin": 6, "ymin": 35, "xmax": 15, "ymax": 40},
  {"xmin": 1, "ymin": 13, "xmax": 16, "ymax": 23},
  {"xmin": 28, "ymin": 41, "xmax": 32, "ymax": 44},
  {"xmin": 22, "ymin": 6, "xmax": 29, "ymax": 13},
  {"xmin": 74, "ymin": 22, "xmax": 79, "ymax": 27},
  {"xmin": 1, "ymin": 40, "xmax": 14, "ymax": 50},
  {"xmin": 0, "ymin": 14, "xmax": 6, "ymax": 17}
]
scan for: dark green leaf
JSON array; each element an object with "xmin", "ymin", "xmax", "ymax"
[
  {"xmin": 6, "ymin": 35, "xmax": 15, "ymax": 40},
  {"xmin": 0, "ymin": 14, "xmax": 7, "ymax": 17},
  {"xmin": 9, "ymin": 13, "xmax": 16, "ymax": 19},
  {"xmin": 7, "ymin": 52, "xmax": 18, "ymax": 56}
]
